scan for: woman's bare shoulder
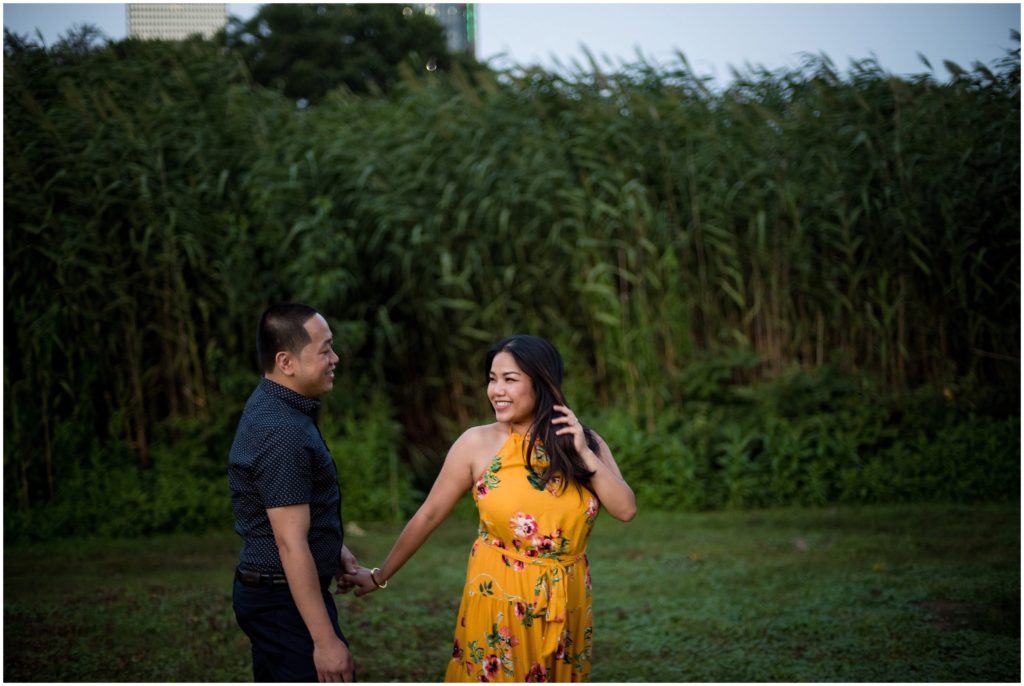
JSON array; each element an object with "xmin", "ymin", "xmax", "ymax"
[
  {"xmin": 454, "ymin": 423, "xmax": 505, "ymax": 446},
  {"xmin": 449, "ymin": 423, "xmax": 506, "ymax": 459}
]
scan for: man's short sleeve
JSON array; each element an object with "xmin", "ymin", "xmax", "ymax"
[{"xmin": 252, "ymin": 427, "xmax": 312, "ymax": 509}]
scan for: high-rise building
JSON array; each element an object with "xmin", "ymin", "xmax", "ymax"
[
  {"xmin": 416, "ymin": 3, "xmax": 476, "ymax": 56},
  {"xmin": 127, "ymin": 4, "xmax": 227, "ymax": 41}
]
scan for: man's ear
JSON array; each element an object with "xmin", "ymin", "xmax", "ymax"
[{"xmin": 275, "ymin": 350, "xmax": 295, "ymax": 376}]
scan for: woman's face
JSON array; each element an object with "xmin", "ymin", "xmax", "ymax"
[{"xmin": 488, "ymin": 351, "xmax": 536, "ymax": 432}]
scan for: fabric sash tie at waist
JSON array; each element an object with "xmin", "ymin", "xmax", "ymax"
[{"xmin": 475, "ymin": 537, "xmax": 587, "ymax": 656}]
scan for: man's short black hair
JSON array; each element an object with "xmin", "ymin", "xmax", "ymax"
[{"xmin": 257, "ymin": 303, "xmax": 319, "ymax": 373}]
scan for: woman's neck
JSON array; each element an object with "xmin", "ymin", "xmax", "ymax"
[{"xmin": 507, "ymin": 420, "xmax": 532, "ymax": 436}]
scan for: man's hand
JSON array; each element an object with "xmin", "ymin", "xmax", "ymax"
[
  {"xmin": 314, "ymin": 635, "xmax": 354, "ymax": 682},
  {"xmin": 335, "ymin": 545, "xmax": 360, "ymax": 594},
  {"xmin": 334, "ymin": 574, "xmax": 356, "ymax": 594},
  {"xmin": 340, "ymin": 545, "xmax": 359, "ymax": 574},
  {"xmin": 341, "ymin": 566, "xmax": 380, "ymax": 598}
]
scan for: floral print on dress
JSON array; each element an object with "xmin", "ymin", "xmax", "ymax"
[
  {"xmin": 475, "ymin": 455, "xmax": 503, "ymax": 498},
  {"xmin": 482, "ymin": 654, "xmax": 501, "ymax": 680},
  {"xmin": 489, "ymin": 537, "xmax": 527, "ymax": 571},
  {"xmin": 483, "ymin": 616, "xmax": 518, "ymax": 677},
  {"xmin": 526, "ymin": 469, "xmax": 547, "ymax": 492},
  {"xmin": 531, "ymin": 441, "xmax": 549, "ymax": 464},
  {"xmin": 514, "ymin": 601, "xmax": 545, "ymax": 628},
  {"xmin": 583, "ymin": 497, "xmax": 599, "ymax": 526},
  {"xmin": 526, "ymin": 442, "xmax": 553, "ymax": 492},
  {"xmin": 505, "ymin": 521, "xmax": 572, "ymax": 561},
  {"xmin": 525, "ymin": 662, "xmax": 548, "ymax": 682},
  {"xmin": 509, "ymin": 512, "xmax": 538, "ymax": 538},
  {"xmin": 502, "ymin": 554, "xmax": 526, "ymax": 571},
  {"xmin": 445, "ymin": 430, "xmax": 599, "ymax": 682},
  {"xmin": 532, "ymin": 531, "xmax": 561, "ymax": 556},
  {"xmin": 555, "ymin": 627, "xmax": 579, "ymax": 668}
]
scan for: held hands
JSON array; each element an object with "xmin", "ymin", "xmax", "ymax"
[
  {"xmin": 341, "ymin": 565, "xmax": 380, "ymax": 597},
  {"xmin": 333, "ymin": 544, "xmax": 382, "ymax": 598},
  {"xmin": 333, "ymin": 545, "xmax": 360, "ymax": 595}
]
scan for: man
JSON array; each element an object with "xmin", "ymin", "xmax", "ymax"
[{"xmin": 229, "ymin": 303, "xmax": 358, "ymax": 682}]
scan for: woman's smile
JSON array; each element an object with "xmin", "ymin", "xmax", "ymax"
[{"xmin": 487, "ymin": 352, "xmax": 537, "ymax": 431}]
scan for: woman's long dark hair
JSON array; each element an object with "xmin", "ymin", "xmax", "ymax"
[{"xmin": 485, "ymin": 334, "xmax": 598, "ymax": 493}]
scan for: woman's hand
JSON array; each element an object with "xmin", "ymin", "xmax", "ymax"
[
  {"xmin": 553, "ymin": 404, "xmax": 637, "ymax": 522},
  {"xmin": 341, "ymin": 566, "xmax": 380, "ymax": 597},
  {"xmin": 553, "ymin": 404, "xmax": 593, "ymax": 459}
]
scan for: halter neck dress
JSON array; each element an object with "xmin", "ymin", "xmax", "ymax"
[{"xmin": 444, "ymin": 429, "xmax": 601, "ymax": 682}]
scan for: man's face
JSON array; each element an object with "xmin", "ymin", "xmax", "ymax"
[{"xmin": 290, "ymin": 314, "xmax": 339, "ymax": 398}]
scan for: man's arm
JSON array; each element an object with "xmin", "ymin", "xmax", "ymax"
[{"xmin": 267, "ymin": 504, "xmax": 354, "ymax": 683}]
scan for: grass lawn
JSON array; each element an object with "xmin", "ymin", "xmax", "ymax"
[{"xmin": 4, "ymin": 503, "xmax": 1019, "ymax": 681}]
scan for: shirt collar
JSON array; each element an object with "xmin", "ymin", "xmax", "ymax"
[{"xmin": 260, "ymin": 377, "xmax": 321, "ymax": 420}]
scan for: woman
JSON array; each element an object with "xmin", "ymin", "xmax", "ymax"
[{"xmin": 343, "ymin": 334, "xmax": 636, "ymax": 682}]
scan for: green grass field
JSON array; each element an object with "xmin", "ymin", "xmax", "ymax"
[{"xmin": 4, "ymin": 503, "xmax": 1019, "ymax": 682}]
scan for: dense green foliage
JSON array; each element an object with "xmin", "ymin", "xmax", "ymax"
[
  {"xmin": 3, "ymin": 28, "xmax": 1019, "ymax": 540},
  {"xmin": 4, "ymin": 505, "xmax": 1020, "ymax": 680},
  {"xmin": 221, "ymin": 3, "xmax": 468, "ymax": 102},
  {"xmin": 600, "ymin": 364, "xmax": 1020, "ymax": 511}
]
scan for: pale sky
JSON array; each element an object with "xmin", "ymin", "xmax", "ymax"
[{"xmin": 2, "ymin": 2, "xmax": 1020, "ymax": 85}]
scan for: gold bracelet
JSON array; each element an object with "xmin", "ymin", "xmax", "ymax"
[{"xmin": 369, "ymin": 567, "xmax": 388, "ymax": 589}]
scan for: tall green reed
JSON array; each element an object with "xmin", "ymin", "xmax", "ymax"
[{"xmin": 4, "ymin": 32, "xmax": 1018, "ymax": 522}]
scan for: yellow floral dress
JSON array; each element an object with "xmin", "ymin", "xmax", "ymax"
[{"xmin": 444, "ymin": 430, "xmax": 601, "ymax": 682}]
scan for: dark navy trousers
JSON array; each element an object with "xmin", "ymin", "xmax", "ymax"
[{"xmin": 233, "ymin": 578, "xmax": 351, "ymax": 682}]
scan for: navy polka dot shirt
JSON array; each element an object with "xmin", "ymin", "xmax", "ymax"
[{"xmin": 228, "ymin": 377, "xmax": 343, "ymax": 576}]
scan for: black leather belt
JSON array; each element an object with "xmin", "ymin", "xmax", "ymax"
[
  {"xmin": 235, "ymin": 567, "xmax": 288, "ymax": 587},
  {"xmin": 235, "ymin": 566, "xmax": 333, "ymax": 589}
]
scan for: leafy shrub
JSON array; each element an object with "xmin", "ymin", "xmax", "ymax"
[
  {"xmin": 591, "ymin": 363, "xmax": 1019, "ymax": 513},
  {"xmin": 4, "ymin": 388, "xmax": 411, "ymax": 542},
  {"xmin": 320, "ymin": 390, "xmax": 416, "ymax": 523}
]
